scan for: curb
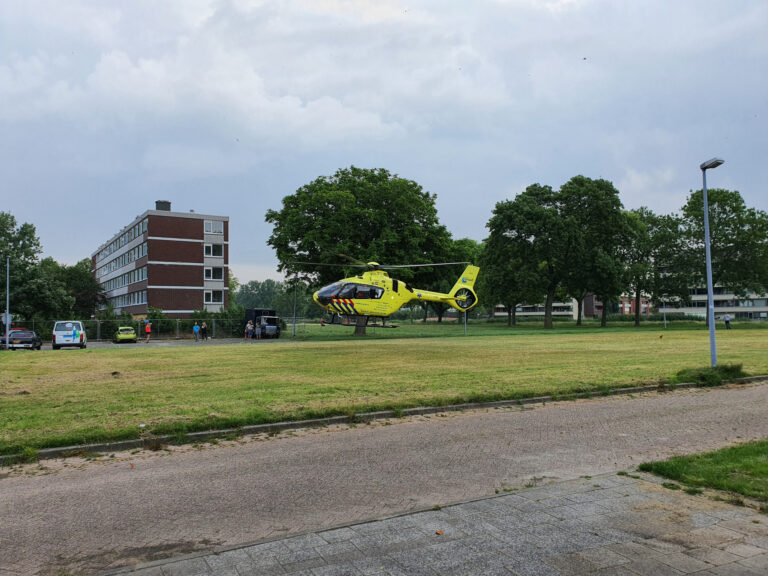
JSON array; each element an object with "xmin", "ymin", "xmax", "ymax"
[{"xmin": 3, "ymin": 375, "xmax": 766, "ymax": 466}]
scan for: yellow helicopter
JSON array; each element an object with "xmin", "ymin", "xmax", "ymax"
[{"xmin": 306, "ymin": 257, "xmax": 480, "ymax": 319}]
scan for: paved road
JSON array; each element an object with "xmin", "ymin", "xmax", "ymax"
[{"xmin": 2, "ymin": 383, "xmax": 767, "ymax": 575}]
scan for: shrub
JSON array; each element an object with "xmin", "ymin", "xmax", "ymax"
[{"xmin": 674, "ymin": 363, "xmax": 746, "ymax": 387}]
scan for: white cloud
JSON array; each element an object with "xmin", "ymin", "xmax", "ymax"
[{"xmin": 1, "ymin": 0, "xmax": 766, "ymax": 276}]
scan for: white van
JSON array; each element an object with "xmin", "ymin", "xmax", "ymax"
[{"xmin": 52, "ymin": 321, "xmax": 87, "ymax": 350}]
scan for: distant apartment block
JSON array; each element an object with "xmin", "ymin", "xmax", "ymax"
[
  {"xmin": 495, "ymin": 288, "xmax": 768, "ymax": 322},
  {"xmin": 673, "ymin": 287, "xmax": 768, "ymax": 320},
  {"xmin": 91, "ymin": 201, "xmax": 229, "ymax": 318},
  {"xmin": 494, "ymin": 300, "xmax": 579, "ymax": 320}
]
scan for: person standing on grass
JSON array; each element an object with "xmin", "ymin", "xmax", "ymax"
[
  {"xmin": 244, "ymin": 320, "xmax": 253, "ymax": 341},
  {"xmin": 144, "ymin": 320, "xmax": 152, "ymax": 343},
  {"xmin": 724, "ymin": 313, "xmax": 731, "ymax": 329},
  {"xmin": 201, "ymin": 321, "xmax": 208, "ymax": 341},
  {"xmin": 193, "ymin": 321, "xmax": 200, "ymax": 342}
]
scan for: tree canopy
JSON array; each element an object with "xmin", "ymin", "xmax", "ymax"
[
  {"xmin": 1, "ymin": 212, "xmax": 103, "ymax": 323},
  {"xmin": 485, "ymin": 184, "xmax": 577, "ymax": 328},
  {"xmin": 559, "ymin": 176, "xmax": 626, "ymax": 325},
  {"xmin": 680, "ymin": 188, "xmax": 768, "ymax": 298},
  {"xmin": 266, "ymin": 166, "xmax": 453, "ymax": 287}
]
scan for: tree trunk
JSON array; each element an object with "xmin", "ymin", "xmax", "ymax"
[
  {"xmin": 507, "ymin": 308, "xmax": 512, "ymax": 327},
  {"xmin": 601, "ymin": 303, "xmax": 608, "ymax": 327},
  {"xmin": 634, "ymin": 290, "xmax": 641, "ymax": 327},
  {"xmin": 353, "ymin": 315, "xmax": 368, "ymax": 336},
  {"xmin": 544, "ymin": 288, "xmax": 555, "ymax": 329},
  {"xmin": 512, "ymin": 306, "xmax": 517, "ymax": 326},
  {"xmin": 576, "ymin": 297, "xmax": 584, "ymax": 326},
  {"xmin": 436, "ymin": 307, "xmax": 444, "ymax": 323}
]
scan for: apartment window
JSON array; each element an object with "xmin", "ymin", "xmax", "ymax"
[
  {"xmin": 204, "ymin": 290, "xmax": 223, "ymax": 304},
  {"xmin": 204, "ymin": 244, "xmax": 223, "ymax": 257},
  {"xmin": 204, "ymin": 267, "xmax": 224, "ymax": 280},
  {"xmin": 204, "ymin": 220, "xmax": 224, "ymax": 234}
]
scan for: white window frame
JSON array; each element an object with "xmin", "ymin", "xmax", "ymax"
[
  {"xmin": 204, "ymin": 267, "xmax": 224, "ymax": 280},
  {"xmin": 204, "ymin": 220, "xmax": 224, "ymax": 234},
  {"xmin": 204, "ymin": 244, "xmax": 224, "ymax": 257},
  {"xmin": 204, "ymin": 290, "xmax": 223, "ymax": 304}
]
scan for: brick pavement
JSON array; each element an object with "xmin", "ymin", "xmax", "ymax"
[{"xmin": 104, "ymin": 472, "xmax": 768, "ymax": 575}]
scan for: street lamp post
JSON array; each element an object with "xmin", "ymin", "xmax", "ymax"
[
  {"xmin": 4, "ymin": 255, "xmax": 9, "ymax": 351},
  {"xmin": 700, "ymin": 157, "xmax": 724, "ymax": 367}
]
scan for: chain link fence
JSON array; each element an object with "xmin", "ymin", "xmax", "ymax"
[{"xmin": 3, "ymin": 318, "xmax": 250, "ymax": 342}]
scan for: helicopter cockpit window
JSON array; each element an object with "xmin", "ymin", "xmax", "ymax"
[
  {"xmin": 357, "ymin": 285, "xmax": 384, "ymax": 299},
  {"xmin": 336, "ymin": 283, "xmax": 384, "ymax": 299},
  {"xmin": 315, "ymin": 282, "xmax": 342, "ymax": 305}
]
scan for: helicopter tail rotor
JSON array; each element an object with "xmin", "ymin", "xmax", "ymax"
[{"xmin": 448, "ymin": 266, "xmax": 480, "ymax": 311}]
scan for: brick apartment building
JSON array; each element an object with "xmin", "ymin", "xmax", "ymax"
[{"xmin": 92, "ymin": 201, "xmax": 229, "ymax": 318}]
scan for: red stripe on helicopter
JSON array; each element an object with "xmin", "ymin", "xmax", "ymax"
[{"xmin": 332, "ymin": 299, "xmax": 356, "ymax": 315}]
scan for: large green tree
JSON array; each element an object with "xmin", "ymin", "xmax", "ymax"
[
  {"xmin": 485, "ymin": 184, "xmax": 576, "ymax": 329},
  {"xmin": 559, "ymin": 176, "xmax": 626, "ymax": 325},
  {"xmin": 60, "ymin": 259, "xmax": 104, "ymax": 318},
  {"xmin": 266, "ymin": 166, "xmax": 453, "ymax": 286},
  {"xmin": 680, "ymin": 189, "xmax": 768, "ymax": 298},
  {"xmin": 624, "ymin": 208, "xmax": 690, "ymax": 326},
  {"xmin": 477, "ymin": 231, "xmax": 541, "ymax": 326},
  {"xmin": 2, "ymin": 213, "xmax": 103, "ymax": 323},
  {"xmin": 1, "ymin": 212, "xmax": 44, "ymax": 324},
  {"xmin": 14, "ymin": 258, "xmax": 73, "ymax": 320}
]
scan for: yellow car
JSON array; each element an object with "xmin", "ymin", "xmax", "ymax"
[{"xmin": 113, "ymin": 326, "xmax": 137, "ymax": 343}]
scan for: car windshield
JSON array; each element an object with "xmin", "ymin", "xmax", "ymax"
[{"xmin": 119, "ymin": 328, "xmax": 134, "ymax": 333}]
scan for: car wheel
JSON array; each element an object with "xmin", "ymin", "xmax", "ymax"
[
  {"xmin": 81, "ymin": 344, "xmax": 87, "ymax": 349},
  {"xmin": 53, "ymin": 345, "xmax": 60, "ymax": 350}
]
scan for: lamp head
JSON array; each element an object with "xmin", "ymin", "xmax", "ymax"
[{"xmin": 700, "ymin": 158, "xmax": 724, "ymax": 171}]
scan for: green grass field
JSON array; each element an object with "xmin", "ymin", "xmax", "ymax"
[
  {"xmin": 1, "ymin": 322, "xmax": 767, "ymax": 456},
  {"xmin": 639, "ymin": 440, "xmax": 768, "ymax": 503}
]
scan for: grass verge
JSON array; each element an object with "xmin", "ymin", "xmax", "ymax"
[{"xmin": 638, "ymin": 440, "xmax": 768, "ymax": 504}]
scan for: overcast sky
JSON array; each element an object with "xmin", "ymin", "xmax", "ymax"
[{"xmin": 2, "ymin": 0, "xmax": 766, "ymax": 283}]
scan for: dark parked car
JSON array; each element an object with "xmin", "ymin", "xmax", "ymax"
[{"xmin": 1, "ymin": 330, "xmax": 43, "ymax": 350}]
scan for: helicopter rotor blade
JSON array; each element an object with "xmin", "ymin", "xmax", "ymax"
[
  {"xmin": 380, "ymin": 261, "xmax": 470, "ymax": 269},
  {"xmin": 337, "ymin": 253, "xmax": 370, "ymax": 266},
  {"xmin": 292, "ymin": 261, "xmax": 363, "ymax": 268}
]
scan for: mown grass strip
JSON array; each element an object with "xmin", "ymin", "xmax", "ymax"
[
  {"xmin": 1, "ymin": 326, "xmax": 767, "ymax": 456},
  {"xmin": 638, "ymin": 440, "xmax": 768, "ymax": 503}
]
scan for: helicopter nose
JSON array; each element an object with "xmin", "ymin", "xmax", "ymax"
[{"xmin": 313, "ymin": 291, "xmax": 320, "ymax": 304}]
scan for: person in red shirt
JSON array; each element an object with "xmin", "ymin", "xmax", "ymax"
[{"xmin": 144, "ymin": 321, "xmax": 152, "ymax": 343}]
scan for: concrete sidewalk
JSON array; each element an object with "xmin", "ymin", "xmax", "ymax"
[{"xmin": 104, "ymin": 472, "xmax": 768, "ymax": 576}]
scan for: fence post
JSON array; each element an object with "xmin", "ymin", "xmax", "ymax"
[
  {"xmin": 213, "ymin": 319, "xmax": 216, "ymax": 339},
  {"xmin": 176, "ymin": 319, "xmax": 180, "ymax": 340}
]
